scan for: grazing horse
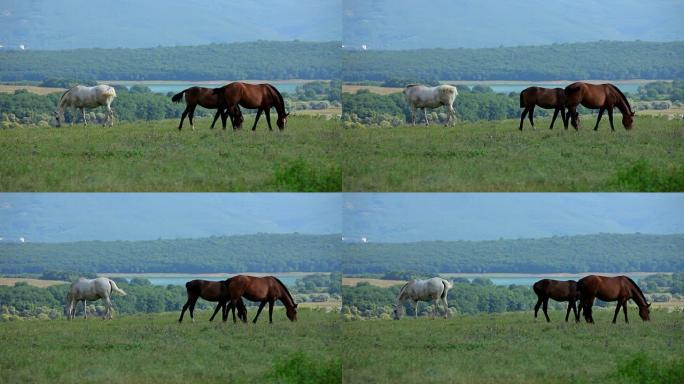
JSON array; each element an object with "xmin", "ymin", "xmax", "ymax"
[
  {"xmin": 519, "ymin": 87, "xmax": 566, "ymax": 130},
  {"xmin": 392, "ymin": 277, "xmax": 452, "ymax": 319},
  {"xmin": 403, "ymin": 84, "xmax": 458, "ymax": 126},
  {"xmin": 65, "ymin": 277, "xmax": 126, "ymax": 320},
  {"xmin": 212, "ymin": 82, "xmax": 289, "ymax": 131},
  {"xmin": 171, "ymin": 87, "xmax": 243, "ymax": 131},
  {"xmin": 532, "ymin": 279, "xmax": 580, "ymax": 322},
  {"xmin": 225, "ymin": 275, "xmax": 298, "ymax": 323},
  {"xmin": 577, "ymin": 275, "xmax": 651, "ymax": 324},
  {"xmin": 564, "ymin": 82, "xmax": 635, "ymax": 131},
  {"xmin": 55, "ymin": 85, "xmax": 116, "ymax": 127},
  {"xmin": 178, "ymin": 279, "xmax": 247, "ymax": 323}
]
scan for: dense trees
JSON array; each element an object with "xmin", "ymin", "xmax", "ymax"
[
  {"xmin": 0, "ymin": 41, "xmax": 341, "ymax": 81},
  {"xmin": 343, "ymin": 41, "xmax": 684, "ymax": 81}
]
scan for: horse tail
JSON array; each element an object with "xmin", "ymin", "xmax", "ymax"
[
  {"xmin": 625, "ymin": 277, "xmax": 649, "ymax": 305},
  {"xmin": 265, "ymin": 84, "xmax": 286, "ymax": 114},
  {"xmin": 608, "ymin": 84, "xmax": 633, "ymax": 114},
  {"xmin": 171, "ymin": 89, "xmax": 188, "ymax": 103},
  {"xmin": 519, "ymin": 89, "xmax": 525, "ymax": 108},
  {"xmin": 272, "ymin": 277, "xmax": 296, "ymax": 305},
  {"xmin": 441, "ymin": 279, "xmax": 451, "ymax": 298},
  {"xmin": 109, "ymin": 280, "xmax": 126, "ymax": 296}
]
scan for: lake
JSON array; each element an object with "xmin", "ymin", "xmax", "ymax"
[
  {"xmin": 108, "ymin": 81, "xmax": 308, "ymax": 95},
  {"xmin": 441, "ymin": 273, "xmax": 659, "ymax": 287}
]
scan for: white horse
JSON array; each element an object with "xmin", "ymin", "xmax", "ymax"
[
  {"xmin": 393, "ymin": 277, "xmax": 453, "ymax": 319},
  {"xmin": 65, "ymin": 277, "xmax": 126, "ymax": 320},
  {"xmin": 55, "ymin": 85, "xmax": 117, "ymax": 127},
  {"xmin": 403, "ymin": 84, "xmax": 458, "ymax": 126}
]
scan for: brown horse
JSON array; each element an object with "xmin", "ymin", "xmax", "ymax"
[
  {"xmin": 533, "ymin": 279, "xmax": 581, "ymax": 322},
  {"xmin": 563, "ymin": 82, "xmax": 635, "ymax": 131},
  {"xmin": 225, "ymin": 275, "xmax": 298, "ymax": 323},
  {"xmin": 212, "ymin": 82, "xmax": 289, "ymax": 131},
  {"xmin": 178, "ymin": 279, "xmax": 247, "ymax": 323},
  {"xmin": 171, "ymin": 87, "xmax": 243, "ymax": 131},
  {"xmin": 519, "ymin": 87, "xmax": 566, "ymax": 130},
  {"xmin": 577, "ymin": 275, "xmax": 650, "ymax": 324}
]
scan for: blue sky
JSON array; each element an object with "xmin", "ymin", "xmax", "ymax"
[
  {"xmin": 343, "ymin": 193, "xmax": 684, "ymax": 242},
  {"xmin": 0, "ymin": 193, "xmax": 341, "ymax": 242}
]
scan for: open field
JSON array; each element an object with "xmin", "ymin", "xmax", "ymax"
[
  {"xmin": 0, "ymin": 277, "xmax": 66, "ymax": 287},
  {"xmin": 342, "ymin": 116, "xmax": 684, "ymax": 191},
  {"xmin": 341, "ymin": 310, "xmax": 684, "ymax": 383},
  {"xmin": 0, "ymin": 310, "xmax": 341, "ymax": 383},
  {"xmin": 0, "ymin": 84, "xmax": 65, "ymax": 95},
  {"xmin": 0, "ymin": 116, "xmax": 341, "ymax": 191},
  {"xmin": 342, "ymin": 278, "xmax": 404, "ymax": 288},
  {"xmin": 342, "ymin": 85, "xmax": 403, "ymax": 95}
]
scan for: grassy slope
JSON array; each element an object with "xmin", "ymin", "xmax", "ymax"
[
  {"xmin": 0, "ymin": 310, "xmax": 340, "ymax": 383},
  {"xmin": 342, "ymin": 310, "xmax": 684, "ymax": 384},
  {"xmin": 0, "ymin": 116, "xmax": 340, "ymax": 191},
  {"xmin": 342, "ymin": 116, "xmax": 684, "ymax": 191}
]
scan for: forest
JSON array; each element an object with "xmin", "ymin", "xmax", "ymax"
[
  {"xmin": 343, "ymin": 41, "xmax": 684, "ymax": 81},
  {"xmin": 343, "ymin": 233, "xmax": 684, "ymax": 274},
  {"xmin": 0, "ymin": 41, "xmax": 341, "ymax": 81},
  {"xmin": 0, "ymin": 233, "xmax": 341, "ymax": 274}
]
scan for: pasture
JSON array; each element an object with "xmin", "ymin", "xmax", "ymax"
[
  {"xmin": 0, "ymin": 309, "xmax": 341, "ymax": 383},
  {"xmin": 342, "ymin": 116, "xmax": 684, "ymax": 191},
  {"xmin": 0, "ymin": 115, "xmax": 341, "ymax": 191},
  {"xmin": 341, "ymin": 310, "xmax": 684, "ymax": 383}
]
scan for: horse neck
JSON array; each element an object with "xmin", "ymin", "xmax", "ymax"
[
  {"xmin": 628, "ymin": 281, "xmax": 648, "ymax": 309},
  {"xmin": 278, "ymin": 287, "xmax": 295, "ymax": 309}
]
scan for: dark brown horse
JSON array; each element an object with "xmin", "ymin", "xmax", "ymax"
[
  {"xmin": 171, "ymin": 86, "xmax": 243, "ymax": 131},
  {"xmin": 577, "ymin": 275, "xmax": 650, "ymax": 324},
  {"xmin": 533, "ymin": 279, "xmax": 581, "ymax": 322},
  {"xmin": 225, "ymin": 275, "xmax": 298, "ymax": 323},
  {"xmin": 519, "ymin": 87, "xmax": 566, "ymax": 130},
  {"xmin": 212, "ymin": 82, "xmax": 289, "ymax": 131},
  {"xmin": 178, "ymin": 279, "xmax": 247, "ymax": 323},
  {"xmin": 563, "ymin": 82, "xmax": 635, "ymax": 131}
]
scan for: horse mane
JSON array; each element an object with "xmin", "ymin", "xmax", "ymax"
[
  {"xmin": 608, "ymin": 84, "xmax": 633, "ymax": 114},
  {"xmin": 625, "ymin": 277, "xmax": 649, "ymax": 305},
  {"xmin": 272, "ymin": 277, "xmax": 295, "ymax": 304},
  {"xmin": 265, "ymin": 84, "xmax": 286, "ymax": 115},
  {"xmin": 58, "ymin": 85, "xmax": 78, "ymax": 106}
]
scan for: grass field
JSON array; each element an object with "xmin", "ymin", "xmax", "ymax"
[
  {"xmin": 342, "ymin": 116, "xmax": 684, "ymax": 191},
  {"xmin": 0, "ymin": 309, "xmax": 341, "ymax": 383},
  {"xmin": 0, "ymin": 115, "xmax": 341, "ymax": 191},
  {"xmin": 341, "ymin": 310, "xmax": 684, "ymax": 383}
]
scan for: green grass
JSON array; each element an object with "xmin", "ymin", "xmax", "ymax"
[
  {"xmin": 342, "ymin": 116, "xmax": 684, "ymax": 191},
  {"xmin": 0, "ymin": 116, "xmax": 341, "ymax": 191},
  {"xmin": 341, "ymin": 310, "xmax": 684, "ymax": 383},
  {"xmin": 0, "ymin": 309, "xmax": 340, "ymax": 384}
]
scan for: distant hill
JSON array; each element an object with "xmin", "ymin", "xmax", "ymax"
[
  {"xmin": 343, "ymin": 41, "xmax": 684, "ymax": 81},
  {"xmin": 0, "ymin": 0, "xmax": 341, "ymax": 50},
  {"xmin": 0, "ymin": 233, "xmax": 341, "ymax": 273},
  {"xmin": 0, "ymin": 41, "xmax": 341, "ymax": 81},
  {"xmin": 343, "ymin": 233, "xmax": 684, "ymax": 274},
  {"xmin": 343, "ymin": 0, "xmax": 684, "ymax": 50}
]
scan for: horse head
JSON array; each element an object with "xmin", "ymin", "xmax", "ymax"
[
  {"xmin": 622, "ymin": 111, "xmax": 635, "ymax": 130},
  {"xmin": 392, "ymin": 304, "xmax": 401, "ymax": 320},
  {"xmin": 54, "ymin": 109, "xmax": 64, "ymax": 127},
  {"xmin": 286, "ymin": 303, "xmax": 298, "ymax": 321},
  {"xmin": 277, "ymin": 112, "xmax": 289, "ymax": 130},
  {"xmin": 639, "ymin": 302, "xmax": 651, "ymax": 321}
]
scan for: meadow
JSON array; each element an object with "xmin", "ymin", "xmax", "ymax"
[
  {"xmin": 0, "ymin": 115, "xmax": 341, "ymax": 191},
  {"xmin": 341, "ymin": 310, "xmax": 684, "ymax": 383},
  {"xmin": 342, "ymin": 116, "xmax": 684, "ymax": 191},
  {"xmin": 0, "ymin": 309, "xmax": 341, "ymax": 384}
]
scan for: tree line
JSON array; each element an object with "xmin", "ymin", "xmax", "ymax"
[
  {"xmin": 343, "ymin": 41, "xmax": 684, "ymax": 81},
  {"xmin": 0, "ymin": 41, "xmax": 341, "ymax": 82}
]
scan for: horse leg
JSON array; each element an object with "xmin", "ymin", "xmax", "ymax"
[
  {"xmin": 561, "ymin": 108, "xmax": 567, "ymax": 130},
  {"xmin": 81, "ymin": 108, "xmax": 87, "ymax": 126},
  {"xmin": 413, "ymin": 300, "xmax": 419, "ymax": 319},
  {"xmin": 534, "ymin": 297, "xmax": 542, "ymax": 318},
  {"xmin": 423, "ymin": 108, "xmax": 430, "ymax": 126},
  {"xmin": 442, "ymin": 296, "xmax": 449, "ymax": 318},
  {"xmin": 178, "ymin": 108, "xmax": 189, "ymax": 131},
  {"xmin": 550, "ymin": 108, "xmax": 560, "ymax": 130},
  {"xmin": 265, "ymin": 109, "xmax": 273, "ymax": 131},
  {"xmin": 189, "ymin": 301, "xmax": 197, "ymax": 323},
  {"xmin": 252, "ymin": 109, "xmax": 263, "ymax": 131},
  {"xmin": 209, "ymin": 302, "xmax": 222, "ymax": 321},
  {"xmin": 253, "ymin": 301, "xmax": 267, "ymax": 323},
  {"xmin": 210, "ymin": 110, "xmax": 222, "ymax": 130},
  {"xmin": 519, "ymin": 108, "xmax": 528, "ymax": 131},
  {"xmin": 83, "ymin": 300, "xmax": 87, "ymax": 319},
  {"xmin": 565, "ymin": 302, "xmax": 572, "ymax": 322},
  {"xmin": 612, "ymin": 301, "xmax": 622, "ymax": 324},
  {"xmin": 622, "ymin": 300, "xmax": 629, "ymax": 323},
  {"xmin": 268, "ymin": 300, "xmax": 275, "ymax": 324},
  {"xmin": 410, "ymin": 106, "xmax": 416, "ymax": 125},
  {"xmin": 528, "ymin": 106, "xmax": 535, "ymax": 129},
  {"xmin": 607, "ymin": 108, "xmax": 615, "ymax": 131},
  {"xmin": 178, "ymin": 301, "xmax": 191, "ymax": 322},
  {"xmin": 593, "ymin": 108, "xmax": 605, "ymax": 131},
  {"xmin": 188, "ymin": 106, "xmax": 197, "ymax": 131},
  {"xmin": 542, "ymin": 299, "xmax": 550, "ymax": 322},
  {"xmin": 104, "ymin": 296, "xmax": 114, "ymax": 320}
]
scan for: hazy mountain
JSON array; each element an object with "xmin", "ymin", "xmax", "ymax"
[
  {"xmin": 0, "ymin": 194, "xmax": 341, "ymax": 243},
  {"xmin": 343, "ymin": 0, "xmax": 684, "ymax": 49},
  {"xmin": 0, "ymin": 0, "xmax": 341, "ymax": 50}
]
